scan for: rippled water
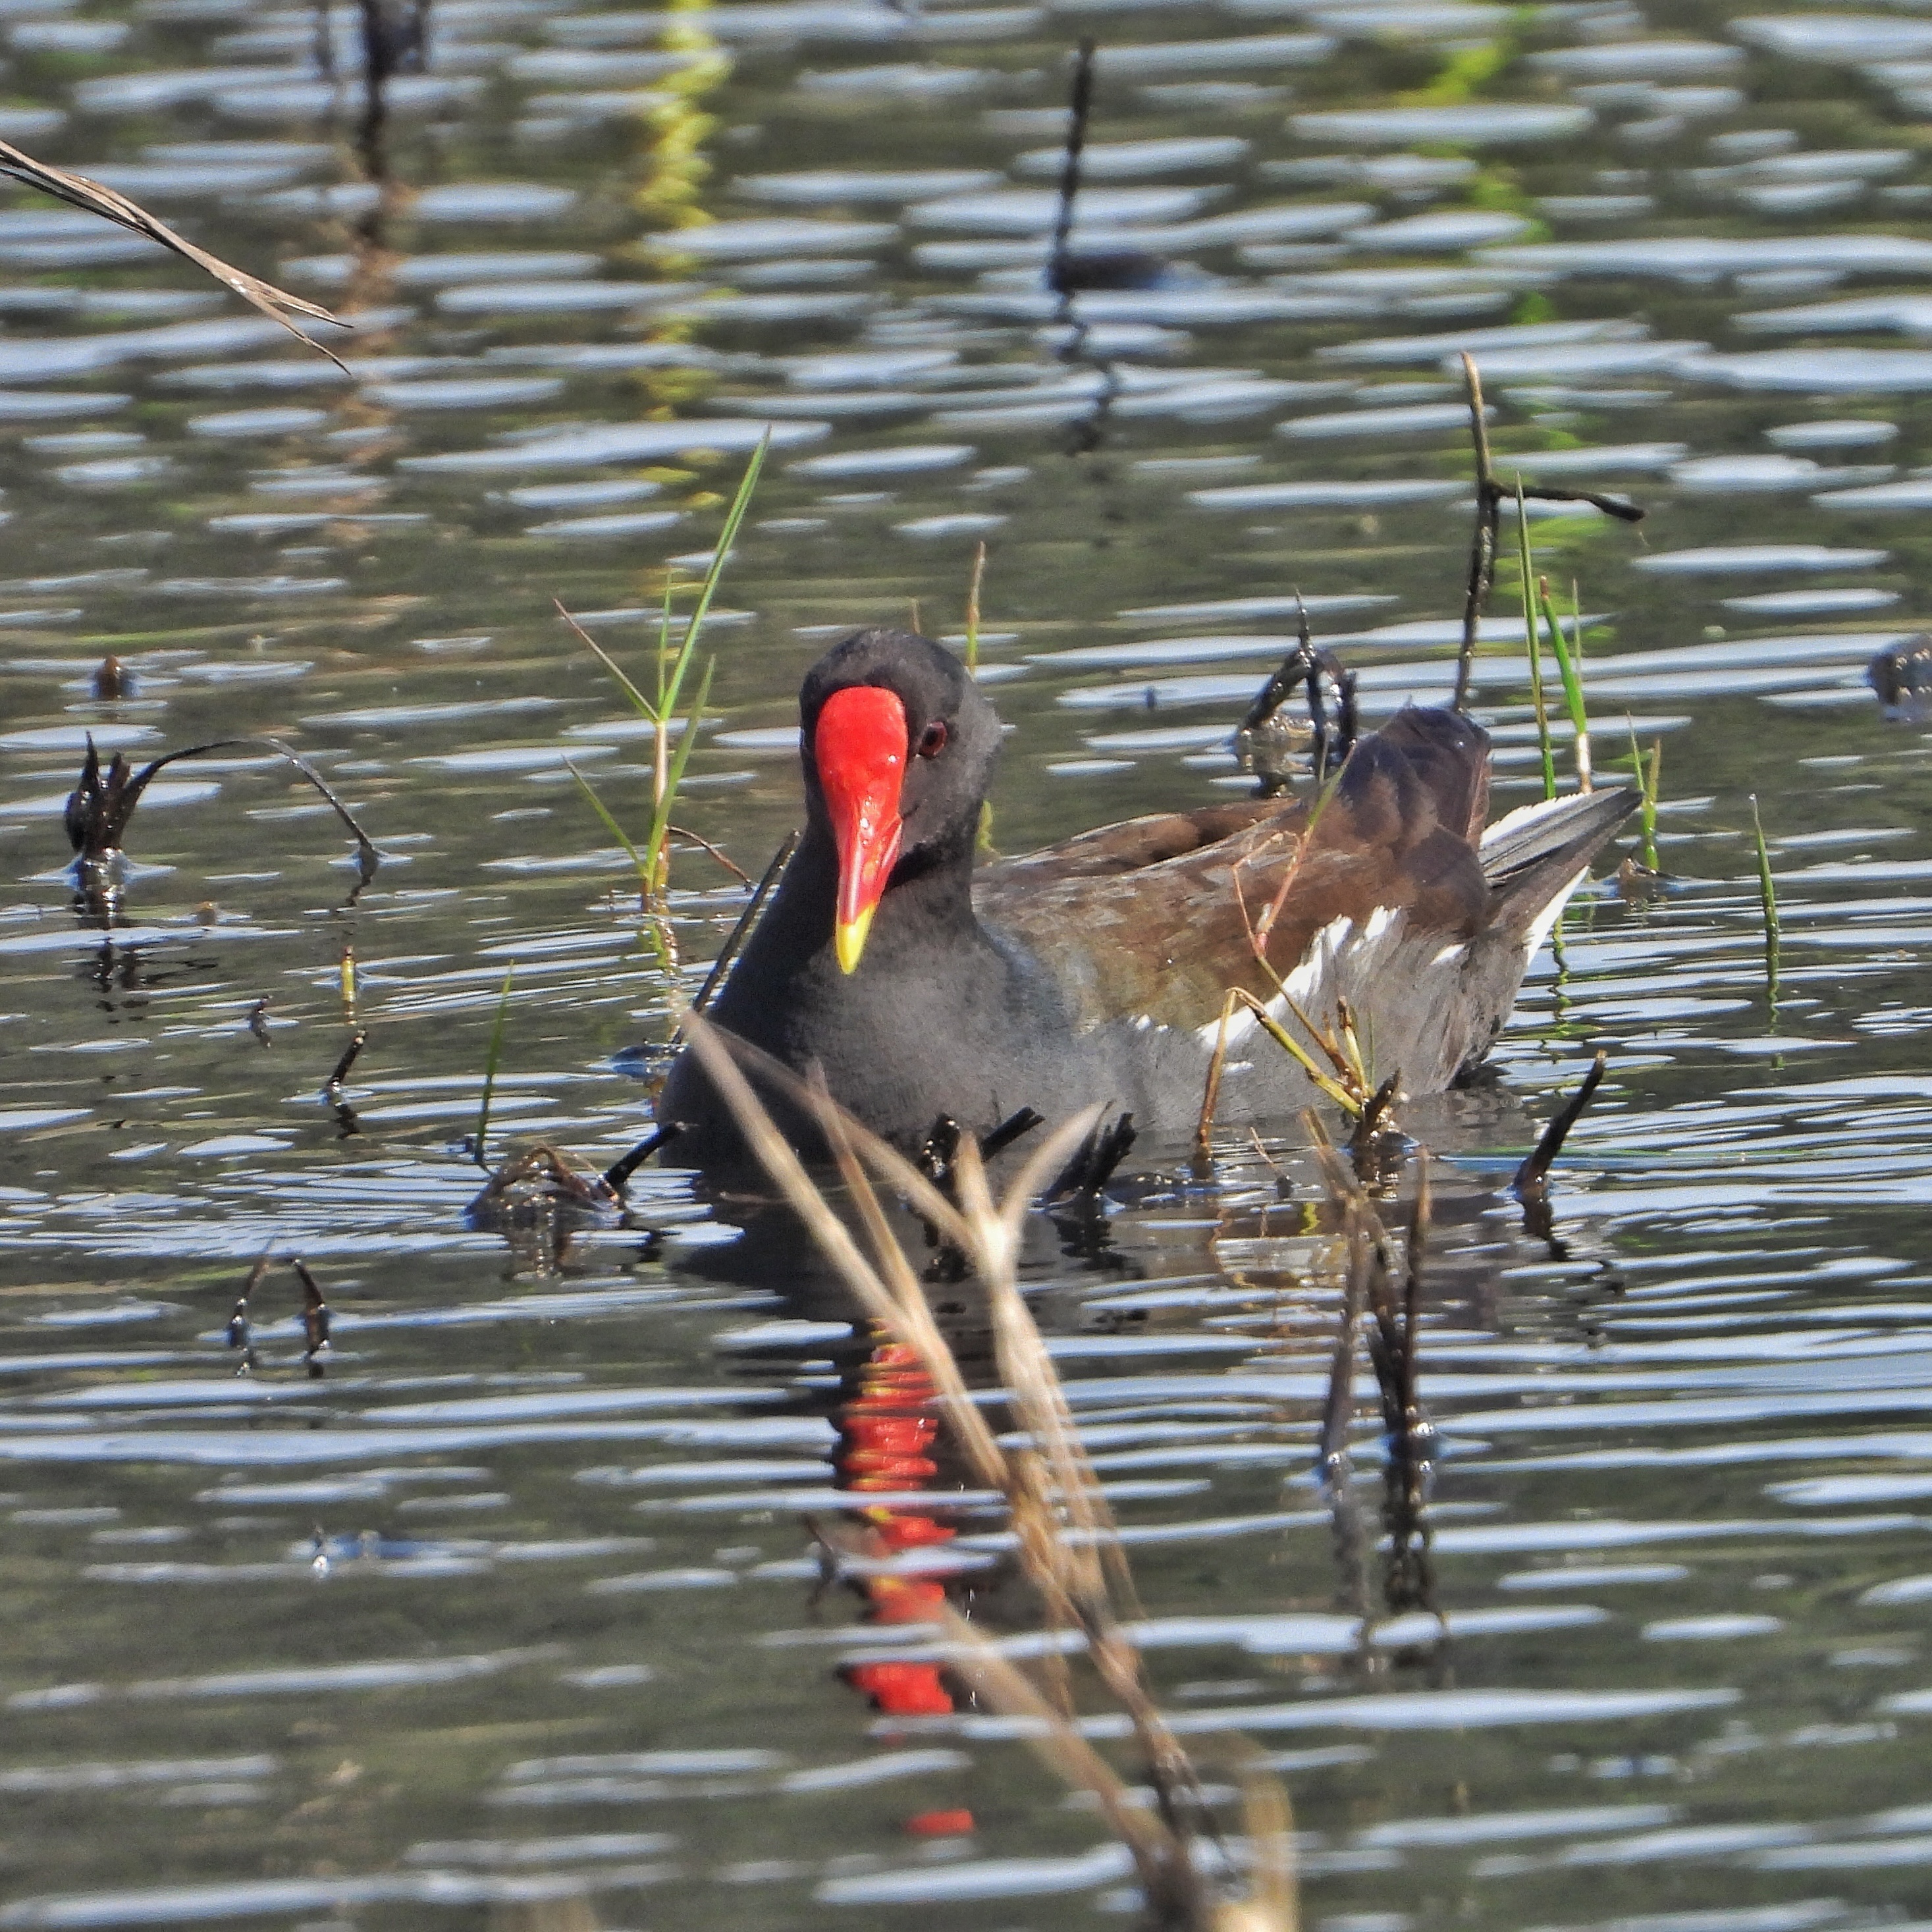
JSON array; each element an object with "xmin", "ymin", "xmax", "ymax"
[{"xmin": 2, "ymin": 1, "xmax": 1932, "ymax": 1926}]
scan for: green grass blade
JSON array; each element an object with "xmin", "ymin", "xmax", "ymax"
[
  {"xmin": 645, "ymin": 656, "xmax": 716, "ymax": 883},
  {"xmin": 964, "ymin": 540, "xmax": 986, "ymax": 673},
  {"xmin": 473, "ymin": 963, "xmax": 515, "ymax": 1171},
  {"xmin": 1538, "ymin": 577, "xmax": 1592, "ymax": 788},
  {"xmin": 1516, "ymin": 484, "xmax": 1555, "ymax": 801},
  {"xmin": 655, "ymin": 573, "xmax": 678, "ymax": 712},
  {"xmin": 564, "ymin": 755, "xmax": 652, "ymax": 904},
  {"xmin": 660, "ymin": 433, "xmax": 768, "ymax": 723},
  {"xmin": 1624, "ymin": 717, "xmax": 1661, "ymax": 870},
  {"xmin": 566, "ymin": 610, "xmax": 661, "ymax": 726}
]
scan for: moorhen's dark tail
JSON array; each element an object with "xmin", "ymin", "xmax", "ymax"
[{"xmin": 1480, "ymin": 786, "xmax": 1641, "ymax": 940}]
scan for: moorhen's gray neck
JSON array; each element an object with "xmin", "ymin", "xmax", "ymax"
[{"xmin": 729, "ymin": 809, "xmax": 985, "ymax": 995}]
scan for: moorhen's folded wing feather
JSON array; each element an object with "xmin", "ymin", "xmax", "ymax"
[{"xmin": 977, "ymin": 705, "xmax": 1497, "ymax": 1036}]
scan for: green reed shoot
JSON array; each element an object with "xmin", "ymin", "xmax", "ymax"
[
  {"xmin": 564, "ymin": 433, "xmax": 768, "ymax": 972},
  {"xmin": 1624, "ymin": 718, "xmax": 1661, "ymax": 870},
  {"xmin": 964, "ymin": 539, "xmax": 986, "ymax": 672},
  {"xmin": 1515, "ymin": 485, "xmax": 1556, "ymax": 800},
  {"xmin": 564, "ymin": 756, "xmax": 653, "ymax": 905},
  {"xmin": 1750, "ymin": 794, "xmax": 1780, "ymax": 1006},
  {"xmin": 473, "ymin": 962, "xmax": 515, "ymax": 1170},
  {"xmin": 1538, "ymin": 574, "xmax": 1592, "ymax": 792}
]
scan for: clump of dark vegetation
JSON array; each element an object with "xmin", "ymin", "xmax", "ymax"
[
  {"xmin": 63, "ymin": 733, "xmax": 381, "ymax": 913},
  {"xmin": 1868, "ymin": 637, "xmax": 1932, "ymax": 712}
]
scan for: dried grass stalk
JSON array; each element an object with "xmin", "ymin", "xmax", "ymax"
[
  {"xmin": 677, "ymin": 1013, "xmax": 1293, "ymax": 1929},
  {"xmin": 0, "ymin": 139, "xmax": 348, "ymax": 367}
]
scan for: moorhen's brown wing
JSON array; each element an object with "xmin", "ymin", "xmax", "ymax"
[{"xmin": 978, "ymin": 707, "xmax": 1497, "ymax": 1037}]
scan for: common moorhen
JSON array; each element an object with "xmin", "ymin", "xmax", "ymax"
[{"xmin": 658, "ymin": 628, "xmax": 1636, "ymax": 1162}]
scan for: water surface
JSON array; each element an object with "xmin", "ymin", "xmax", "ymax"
[{"xmin": 2, "ymin": 1, "xmax": 1932, "ymax": 1926}]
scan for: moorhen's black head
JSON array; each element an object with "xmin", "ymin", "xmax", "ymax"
[{"xmin": 797, "ymin": 627, "xmax": 1001, "ymax": 973}]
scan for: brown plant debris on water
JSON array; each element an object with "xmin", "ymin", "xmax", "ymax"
[
  {"xmin": 64, "ymin": 734, "xmax": 381, "ymax": 888},
  {"xmin": 680, "ymin": 1013, "xmax": 1296, "ymax": 1931},
  {"xmin": 465, "ymin": 1143, "xmax": 618, "ymax": 1275}
]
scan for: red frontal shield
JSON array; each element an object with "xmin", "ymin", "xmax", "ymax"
[{"xmin": 814, "ymin": 685, "xmax": 906, "ymax": 973}]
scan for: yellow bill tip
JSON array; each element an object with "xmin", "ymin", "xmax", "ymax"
[{"xmin": 835, "ymin": 907, "xmax": 874, "ymax": 975}]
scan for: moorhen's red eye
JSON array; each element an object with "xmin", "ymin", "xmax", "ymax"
[{"xmin": 916, "ymin": 720, "xmax": 949, "ymax": 759}]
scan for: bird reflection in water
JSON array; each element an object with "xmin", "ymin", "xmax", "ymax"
[{"xmin": 824, "ymin": 1333, "xmax": 979, "ymax": 1837}]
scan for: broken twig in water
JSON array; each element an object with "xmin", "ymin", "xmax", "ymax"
[
  {"xmin": 325, "ymin": 1029, "xmax": 366, "ymax": 1095},
  {"xmin": 1512, "ymin": 1050, "xmax": 1608, "ymax": 1203},
  {"xmin": 65, "ymin": 734, "xmax": 381, "ymax": 888},
  {"xmin": 1047, "ymin": 38, "xmax": 1098, "ymax": 305},
  {"xmin": 227, "ymin": 1252, "xmax": 333, "ymax": 1378},
  {"xmin": 601, "ymin": 830, "xmax": 799, "ymax": 1196},
  {"xmin": 665, "ymin": 822, "xmax": 753, "ymax": 888},
  {"xmin": 227, "ymin": 1248, "xmax": 274, "ymax": 1370},
  {"xmin": 1453, "ymin": 354, "xmax": 1643, "ymax": 716},
  {"xmin": 603, "ymin": 1123, "xmax": 678, "ymax": 1196},
  {"xmin": 691, "ymin": 830, "xmax": 797, "ymax": 1019},
  {"xmin": 292, "ymin": 1259, "xmax": 331, "ymax": 1376}
]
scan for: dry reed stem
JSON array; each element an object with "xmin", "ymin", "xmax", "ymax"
[
  {"xmin": 680, "ymin": 1017, "xmax": 1011, "ymax": 1488},
  {"xmin": 1453, "ymin": 352, "xmax": 1497, "ymax": 714},
  {"xmin": 1194, "ymin": 990, "xmax": 1241, "ymax": 1164},
  {"xmin": 683, "ymin": 1015, "xmax": 1239, "ymax": 1915},
  {"xmin": 934, "ymin": 1604, "xmax": 1205, "ymax": 1919},
  {"xmin": 0, "ymin": 138, "xmax": 348, "ymax": 366},
  {"xmin": 1221, "ymin": 1774, "xmax": 1299, "ymax": 1932}
]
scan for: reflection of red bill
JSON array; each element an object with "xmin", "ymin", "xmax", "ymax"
[
  {"xmin": 906, "ymin": 1809, "xmax": 977, "ymax": 1837},
  {"xmin": 814, "ymin": 685, "xmax": 905, "ymax": 973},
  {"xmin": 837, "ymin": 1341, "xmax": 960, "ymax": 1727}
]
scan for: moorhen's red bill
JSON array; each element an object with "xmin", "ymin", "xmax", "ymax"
[{"xmin": 659, "ymin": 627, "xmax": 1637, "ymax": 1161}]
